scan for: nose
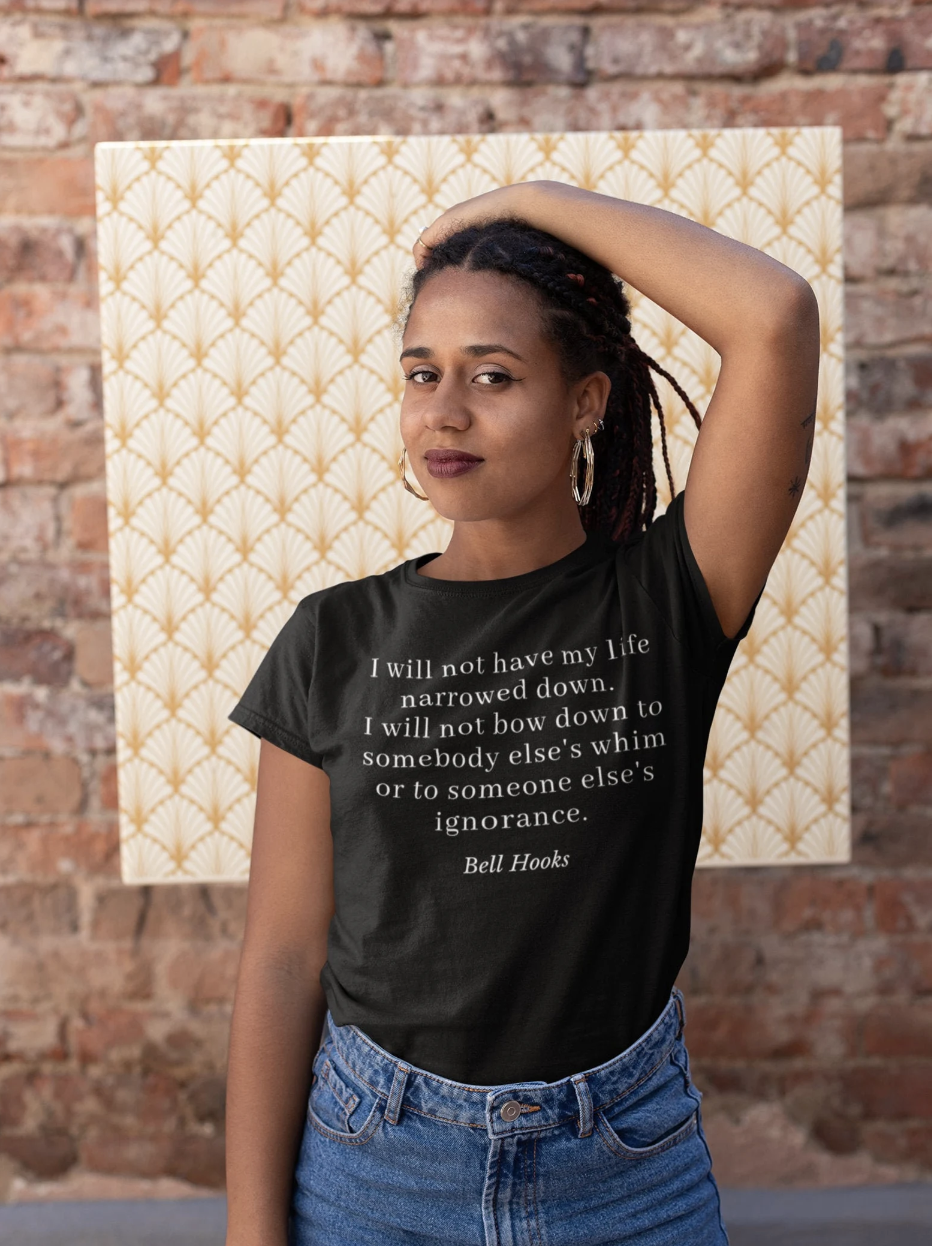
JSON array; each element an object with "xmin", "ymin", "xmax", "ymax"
[{"xmin": 419, "ymin": 377, "xmax": 472, "ymax": 431}]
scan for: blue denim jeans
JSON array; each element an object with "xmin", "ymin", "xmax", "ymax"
[{"xmin": 288, "ymin": 987, "xmax": 729, "ymax": 1245}]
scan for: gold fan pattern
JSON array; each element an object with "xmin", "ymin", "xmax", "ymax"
[{"xmin": 94, "ymin": 128, "xmax": 850, "ymax": 883}]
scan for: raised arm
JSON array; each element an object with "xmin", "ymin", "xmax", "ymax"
[{"xmin": 418, "ymin": 179, "xmax": 822, "ymax": 638}]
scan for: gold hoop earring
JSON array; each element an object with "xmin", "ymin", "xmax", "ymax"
[
  {"xmin": 571, "ymin": 429, "xmax": 596, "ymax": 507},
  {"xmin": 397, "ymin": 447, "xmax": 430, "ymax": 501}
]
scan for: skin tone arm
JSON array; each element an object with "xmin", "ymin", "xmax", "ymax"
[
  {"xmin": 416, "ymin": 181, "xmax": 822, "ymax": 639},
  {"xmin": 225, "ymin": 740, "xmax": 335, "ymax": 1246}
]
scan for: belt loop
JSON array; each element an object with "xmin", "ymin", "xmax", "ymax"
[
  {"xmin": 572, "ymin": 1074, "xmax": 593, "ymax": 1138},
  {"xmin": 672, "ymin": 987, "xmax": 686, "ymax": 1036},
  {"xmin": 384, "ymin": 1061, "xmax": 410, "ymax": 1126}
]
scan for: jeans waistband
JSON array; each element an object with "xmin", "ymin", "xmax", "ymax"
[{"xmin": 317, "ymin": 988, "xmax": 687, "ymax": 1142}]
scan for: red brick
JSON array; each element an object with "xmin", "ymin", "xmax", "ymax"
[
  {"xmin": 0, "ymin": 819, "xmax": 119, "ymax": 877},
  {"xmin": 861, "ymin": 484, "xmax": 932, "ymax": 548},
  {"xmin": 697, "ymin": 81, "xmax": 890, "ymax": 142},
  {"xmin": 59, "ymin": 363, "xmax": 102, "ymax": 424},
  {"xmin": 773, "ymin": 875, "xmax": 869, "ymax": 935},
  {"xmin": 895, "ymin": 71, "xmax": 932, "ymax": 138},
  {"xmin": 862, "ymin": 1120, "xmax": 932, "ymax": 1169},
  {"xmin": 0, "ymin": 86, "xmax": 83, "ymax": 148},
  {"xmin": 844, "ymin": 205, "xmax": 932, "ymax": 280},
  {"xmin": 847, "ymin": 282, "xmax": 932, "ymax": 350},
  {"xmin": 3, "ymin": 421, "xmax": 104, "ymax": 483},
  {"xmin": 97, "ymin": 760, "xmax": 118, "ymax": 811},
  {"xmin": 67, "ymin": 491, "xmax": 109, "ymax": 552},
  {"xmin": 850, "ymin": 554, "xmax": 932, "ymax": 611},
  {"xmin": 898, "ymin": 939, "xmax": 932, "ymax": 994},
  {"xmin": 1, "ymin": 941, "xmax": 153, "ymax": 1007},
  {"xmin": 190, "ymin": 22, "xmax": 384, "ymax": 85},
  {"xmin": 850, "ymin": 747, "xmax": 887, "ymax": 808},
  {"xmin": 0, "ymin": 560, "xmax": 111, "ymax": 622},
  {"xmin": 89, "ymin": 87, "xmax": 289, "ymax": 142},
  {"xmin": 163, "ymin": 945, "xmax": 240, "ymax": 1006},
  {"xmin": 499, "ymin": 0, "xmax": 689, "ymax": 10},
  {"xmin": 71, "ymin": 1008, "xmax": 146, "ymax": 1063},
  {"xmin": 847, "ymin": 414, "xmax": 932, "ymax": 480},
  {"xmin": 0, "ymin": 1131, "xmax": 77, "ymax": 1179},
  {"xmin": 677, "ymin": 939, "xmax": 762, "ymax": 996},
  {"xmin": 89, "ymin": 0, "xmax": 283, "ymax": 12},
  {"xmin": 0, "ymin": 287, "xmax": 99, "ymax": 351},
  {"xmin": 691, "ymin": 871, "xmax": 777, "ymax": 935},
  {"xmin": 78, "ymin": 1131, "xmax": 174, "ymax": 1178},
  {"xmin": 168, "ymin": 1134, "xmax": 225, "ymax": 1188},
  {"xmin": 0, "ymin": 688, "xmax": 116, "ymax": 752},
  {"xmin": 0, "ymin": 156, "xmax": 95, "ymax": 216},
  {"xmin": 878, "ymin": 618, "xmax": 932, "ymax": 677},
  {"xmin": 843, "ymin": 139, "xmax": 932, "ymax": 208},
  {"xmin": 301, "ymin": 0, "xmax": 487, "ymax": 9},
  {"xmin": 863, "ymin": 1002, "xmax": 932, "ymax": 1057},
  {"xmin": 0, "ymin": 486, "xmax": 57, "ymax": 559},
  {"xmin": 293, "ymin": 86, "xmax": 495, "ymax": 135},
  {"xmin": 90, "ymin": 886, "xmax": 147, "ymax": 941},
  {"xmin": 488, "ymin": 80, "xmax": 691, "ymax": 131},
  {"xmin": 876, "ymin": 877, "xmax": 932, "ymax": 933},
  {"xmin": 0, "ymin": 1010, "xmax": 66, "ymax": 1061},
  {"xmin": 594, "ymin": 14, "xmax": 785, "ymax": 80},
  {"xmin": 0, "ymin": 627, "xmax": 72, "ymax": 686},
  {"xmin": 140, "ymin": 887, "xmax": 223, "ymax": 941},
  {"xmin": 0, "ymin": 222, "xmax": 79, "ymax": 283},
  {"xmin": 847, "ymin": 614, "xmax": 874, "ymax": 678},
  {"xmin": 851, "ymin": 680, "xmax": 932, "ymax": 745},
  {"xmin": 797, "ymin": 14, "xmax": 932, "ymax": 74},
  {"xmin": 74, "ymin": 620, "xmax": 114, "ymax": 687},
  {"xmin": 854, "ymin": 810, "xmax": 932, "ymax": 866},
  {"xmin": 725, "ymin": 0, "xmax": 831, "ymax": 7},
  {"xmin": 0, "ymin": 882, "xmax": 78, "ymax": 937},
  {"xmin": 395, "ymin": 20, "xmax": 587, "ymax": 86},
  {"xmin": 0, "ymin": 0, "xmax": 79, "ymax": 10},
  {"xmin": 847, "ymin": 351, "xmax": 932, "ymax": 416},
  {"xmin": 0, "ymin": 355, "xmax": 59, "ymax": 419},
  {"xmin": 687, "ymin": 1000, "xmax": 857, "ymax": 1061},
  {"xmin": 0, "ymin": 18, "xmax": 184, "ymax": 85}
]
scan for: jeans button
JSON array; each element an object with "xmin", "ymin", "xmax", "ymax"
[{"xmin": 500, "ymin": 1100, "xmax": 522, "ymax": 1121}]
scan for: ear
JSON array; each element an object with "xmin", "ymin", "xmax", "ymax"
[{"xmin": 571, "ymin": 371, "xmax": 611, "ymax": 437}]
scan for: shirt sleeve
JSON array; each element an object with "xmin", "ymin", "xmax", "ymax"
[
  {"xmin": 228, "ymin": 596, "xmax": 324, "ymax": 768},
  {"xmin": 619, "ymin": 490, "xmax": 766, "ymax": 678}
]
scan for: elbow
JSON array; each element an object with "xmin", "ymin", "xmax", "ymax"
[{"xmin": 765, "ymin": 277, "xmax": 821, "ymax": 347}]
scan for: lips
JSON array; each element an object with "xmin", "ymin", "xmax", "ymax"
[
  {"xmin": 424, "ymin": 449, "xmax": 484, "ymax": 479},
  {"xmin": 424, "ymin": 449, "xmax": 483, "ymax": 463}
]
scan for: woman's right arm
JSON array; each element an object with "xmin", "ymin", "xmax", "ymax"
[{"xmin": 224, "ymin": 739, "xmax": 335, "ymax": 1246}]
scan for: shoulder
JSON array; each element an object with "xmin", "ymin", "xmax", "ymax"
[{"xmin": 290, "ymin": 559, "xmax": 408, "ymax": 619}]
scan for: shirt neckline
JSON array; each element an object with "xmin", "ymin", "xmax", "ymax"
[{"xmin": 403, "ymin": 528, "xmax": 618, "ymax": 595}]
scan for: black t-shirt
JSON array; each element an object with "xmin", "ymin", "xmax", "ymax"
[{"xmin": 229, "ymin": 491, "xmax": 764, "ymax": 1085}]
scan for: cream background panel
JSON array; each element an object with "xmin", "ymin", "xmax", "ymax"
[{"xmin": 94, "ymin": 128, "xmax": 850, "ymax": 884}]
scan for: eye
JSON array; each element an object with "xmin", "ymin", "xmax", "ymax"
[
  {"xmin": 475, "ymin": 369, "xmax": 511, "ymax": 385},
  {"xmin": 403, "ymin": 367, "xmax": 438, "ymax": 383}
]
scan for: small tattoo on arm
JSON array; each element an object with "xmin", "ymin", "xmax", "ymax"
[
  {"xmin": 788, "ymin": 476, "xmax": 802, "ymax": 497},
  {"xmin": 801, "ymin": 408, "xmax": 815, "ymax": 429}
]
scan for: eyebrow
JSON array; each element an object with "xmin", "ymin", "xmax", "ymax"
[{"xmin": 399, "ymin": 343, "xmax": 526, "ymax": 364}]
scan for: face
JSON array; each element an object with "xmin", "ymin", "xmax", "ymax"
[{"xmin": 399, "ymin": 268, "xmax": 610, "ymax": 524}]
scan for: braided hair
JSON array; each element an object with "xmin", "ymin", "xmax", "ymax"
[{"xmin": 397, "ymin": 214, "xmax": 703, "ymax": 545}]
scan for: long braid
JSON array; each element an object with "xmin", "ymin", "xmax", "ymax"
[{"xmin": 399, "ymin": 216, "xmax": 704, "ymax": 544}]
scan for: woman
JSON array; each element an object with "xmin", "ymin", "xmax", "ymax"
[{"xmin": 224, "ymin": 179, "xmax": 820, "ymax": 1246}]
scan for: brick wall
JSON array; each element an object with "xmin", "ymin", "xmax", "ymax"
[{"xmin": 0, "ymin": 0, "xmax": 930, "ymax": 1201}]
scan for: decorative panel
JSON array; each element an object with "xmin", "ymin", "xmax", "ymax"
[{"xmin": 94, "ymin": 127, "xmax": 849, "ymax": 882}]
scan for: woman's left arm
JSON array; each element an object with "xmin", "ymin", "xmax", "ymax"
[{"xmin": 418, "ymin": 180, "xmax": 822, "ymax": 638}]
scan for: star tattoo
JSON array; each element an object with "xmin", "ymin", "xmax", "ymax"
[{"xmin": 788, "ymin": 476, "xmax": 803, "ymax": 497}]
